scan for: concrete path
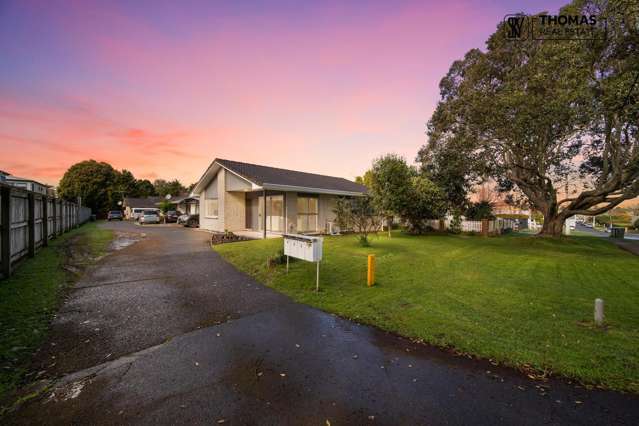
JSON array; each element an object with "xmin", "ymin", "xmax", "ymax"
[
  {"xmin": 6, "ymin": 222, "xmax": 639, "ymax": 425},
  {"xmin": 574, "ymin": 224, "xmax": 639, "ymax": 255},
  {"xmin": 575, "ymin": 223, "xmax": 639, "ymax": 241}
]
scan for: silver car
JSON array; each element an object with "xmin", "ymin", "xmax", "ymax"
[{"xmin": 139, "ymin": 210, "xmax": 160, "ymax": 225}]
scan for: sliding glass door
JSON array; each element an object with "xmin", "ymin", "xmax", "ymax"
[{"xmin": 257, "ymin": 195, "xmax": 285, "ymax": 232}]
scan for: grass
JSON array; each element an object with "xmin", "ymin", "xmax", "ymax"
[
  {"xmin": 0, "ymin": 222, "xmax": 113, "ymax": 401},
  {"xmin": 215, "ymin": 231, "xmax": 639, "ymax": 393}
]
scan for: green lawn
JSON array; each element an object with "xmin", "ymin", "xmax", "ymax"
[
  {"xmin": 0, "ymin": 222, "xmax": 113, "ymax": 401},
  {"xmin": 215, "ymin": 232, "xmax": 639, "ymax": 393}
]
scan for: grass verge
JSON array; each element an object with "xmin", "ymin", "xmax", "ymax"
[
  {"xmin": 0, "ymin": 222, "xmax": 113, "ymax": 401},
  {"xmin": 215, "ymin": 232, "xmax": 639, "ymax": 393}
]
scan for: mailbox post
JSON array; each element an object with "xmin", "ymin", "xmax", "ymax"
[{"xmin": 283, "ymin": 234, "xmax": 323, "ymax": 291}]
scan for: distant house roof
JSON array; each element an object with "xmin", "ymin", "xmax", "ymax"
[
  {"xmin": 123, "ymin": 196, "xmax": 164, "ymax": 208},
  {"xmin": 171, "ymin": 194, "xmax": 199, "ymax": 204},
  {"xmin": 193, "ymin": 158, "xmax": 367, "ymax": 196},
  {"xmin": 5, "ymin": 175, "xmax": 50, "ymax": 187}
]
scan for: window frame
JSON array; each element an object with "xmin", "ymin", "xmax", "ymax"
[
  {"xmin": 296, "ymin": 195, "xmax": 319, "ymax": 232},
  {"xmin": 205, "ymin": 198, "xmax": 219, "ymax": 218}
]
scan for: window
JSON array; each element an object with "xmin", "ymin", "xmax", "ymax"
[
  {"xmin": 297, "ymin": 196, "xmax": 318, "ymax": 232},
  {"xmin": 205, "ymin": 199, "xmax": 219, "ymax": 218}
]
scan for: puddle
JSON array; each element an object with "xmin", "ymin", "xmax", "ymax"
[
  {"xmin": 109, "ymin": 233, "xmax": 143, "ymax": 251},
  {"xmin": 46, "ymin": 377, "xmax": 91, "ymax": 403}
]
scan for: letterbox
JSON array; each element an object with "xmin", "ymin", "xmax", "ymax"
[{"xmin": 283, "ymin": 234, "xmax": 323, "ymax": 262}]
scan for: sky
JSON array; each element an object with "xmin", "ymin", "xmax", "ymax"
[{"xmin": 0, "ymin": 0, "xmax": 567, "ymax": 186}]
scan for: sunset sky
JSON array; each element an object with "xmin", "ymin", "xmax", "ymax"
[{"xmin": 1, "ymin": 0, "xmax": 566, "ymax": 186}]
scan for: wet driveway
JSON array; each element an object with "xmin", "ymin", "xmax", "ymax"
[{"xmin": 7, "ymin": 221, "xmax": 639, "ymax": 425}]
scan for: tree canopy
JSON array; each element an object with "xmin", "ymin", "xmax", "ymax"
[
  {"xmin": 135, "ymin": 179, "xmax": 157, "ymax": 197},
  {"xmin": 58, "ymin": 160, "xmax": 185, "ymax": 213},
  {"xmin": 421, "ymin": 0, "xmax": 639, "ymax": 236},
  {"xmin": 153, "ymin": 179, "xmax": 187, "ymax": 197},
  {"xmin": 369, "ymin": 154, "xmax": 447, "ymax": 233},
  {"xmin": 58, "ymin": 160, "xmax": 118, "ymax": 213}
]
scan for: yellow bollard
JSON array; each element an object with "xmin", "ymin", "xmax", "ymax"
[{"xmin": 367, "ymin": 254, "xmax": 375, "ymax": 287}]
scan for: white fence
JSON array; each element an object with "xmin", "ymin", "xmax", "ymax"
[
  {"xmin": 1, "ymin": 182, "xmax": 92, "ymax": 279},
  {"xmin": 425, "ymin": 217, "xmax": 520, "ymax": 234}
]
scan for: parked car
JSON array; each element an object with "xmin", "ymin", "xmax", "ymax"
[
  {"xmin": 133, "ymin": 207, "xmax": 160, "ymax": 221},
  {"xmin": 164, "ymin": 210, "xmax": 181, "ymax": 223},
  {"xmin": 184, "ymin": 214, "xmax": 199, "ymax": 228},
  {"xmin": 139, "ymin": 210, "xmax": 161, "ymax": 225},
  {"xmin": 107, "ymin": 210, "xmax": 123, "ymax": 221},
  {"xmin": 177, "ymin": 213, "xmax": 190, "ymax": 225}
]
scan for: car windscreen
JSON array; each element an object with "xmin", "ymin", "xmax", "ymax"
[{"xmin": 143, "ymin": 210, "xmax": 159, "ymax": 215}]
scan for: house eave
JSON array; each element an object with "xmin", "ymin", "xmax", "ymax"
[{"xmin": 261, "ymin": 183, "xmax": 365, "ymax": 197}]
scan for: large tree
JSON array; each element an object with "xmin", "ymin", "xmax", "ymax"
[
  {"xmin": 422, "ymin": 0, "xmax": 639, "ymax": 236},
  {"xmin": 135, "ymin": 179, "xmax": 157, "ymax": 197},
  {"xmin": 58, "ymin": 160, "xmax": 117, "ymax": 213},
  {"xmin": 112, "ymin": 169, "xmax": 139, "ymax": 201},
  {"xmin": 153, "ymin": 179, "xmax": 186, "ymax": 197}
]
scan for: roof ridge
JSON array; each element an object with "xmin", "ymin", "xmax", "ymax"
[{"xmin": 216, "ymin": 158, "xmax": 356, "ymax": 182}]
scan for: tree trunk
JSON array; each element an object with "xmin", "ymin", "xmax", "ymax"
[
  {"xmin": 387, "ymin": 217, "xmax": 392, "ymax": 238},
  {"xmin": 538, "ymin": 214, "xmax": 566, "ymax": 237}
]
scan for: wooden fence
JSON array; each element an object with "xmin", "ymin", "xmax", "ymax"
[{"xmin": 0, "ymin": 182, "xmax": 92, "ymax": 279}]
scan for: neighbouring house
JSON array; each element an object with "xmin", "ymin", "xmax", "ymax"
[
  {"xmin": 171, "ymin": 194, "xmax": 199, "ymax": 215},
  {"xmin": 492, "ymin": 200, "xmax": 530, "ymax": 217},
  {"xmin": 3, "ymin": 173, "xmax": 50, "ymax": 195},
  {"xmin": 191, "ymin": 159, "xmax": 367, "ymax": 237},
  {"xmin": 123, "ymin": 196, "xmax": 163, "ymax": 219}
]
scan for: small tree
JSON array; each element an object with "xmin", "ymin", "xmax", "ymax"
[
  {"xmin": 333, "ymin": 197, "xmax": 353, "ymax": 232},
  {"xmin": 159, "ymin": 199, "xmax": 173, "ymax": 214},
  {"xmin": 349, "ymin": 195, "xmax": 381, "ymax": 246},
  {"xmin": 401, "ymin": 175, "xmax": 448, "ymax": 233},
  {"xmin": 449, "ymin": 210, "xmax": 462, "ymax": 234},
  {"xmin": 369, "ymin": 154, "xmax": 414, "ymax": 238},
  {"xmin": 465, "ymin": 201, "xmax": 494, "ymax": 220}
]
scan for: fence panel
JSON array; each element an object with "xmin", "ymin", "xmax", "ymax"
[
  {"xmin": 10, "ymin": 191, "xmax": 29, "ymax": 263},
  {"xmin": 460, "ymin": 220, "xmax": 482, "ymax": 233},
  {"xmin": 425, "ymin": 217, "xmax": 516, "ymax": 235},
  {"xmin": 33, "ymin": 195, "xmax": 44, "ymax": 249},
  {"xmin": 47, "ymin": 198, "xmax": 55, "ymax": 239},
  {"xmin": 79, "ymin": 206, "xmax": 92, "ymax": 223},
  {"xmin": 0, "ymin": 182, "xmax": 92, "ymax": 279},
  {"xmin": 55, "ymin": 200, "xmax": 62, "ymax": 235}
]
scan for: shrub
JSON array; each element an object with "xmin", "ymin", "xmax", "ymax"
[
  {"xmin": 465, "ymin": 201, "xmax": 494, "ymax": 220},
  {"xmin": 333, "ymin": 195, "xmax": 381, "ymax": 245},
  {"xmin": 449, "ymin": 212, "xmax": 462, "ymax": 234}
]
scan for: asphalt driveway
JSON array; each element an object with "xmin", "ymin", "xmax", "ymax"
[{"xmin": 6, "ymin": 221, "xmax": 639, "ymax": 425}]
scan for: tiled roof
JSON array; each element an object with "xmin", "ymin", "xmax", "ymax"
[{"xmin": 216, "ymin": 159, "xmax": 367, "ymax": 194}]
